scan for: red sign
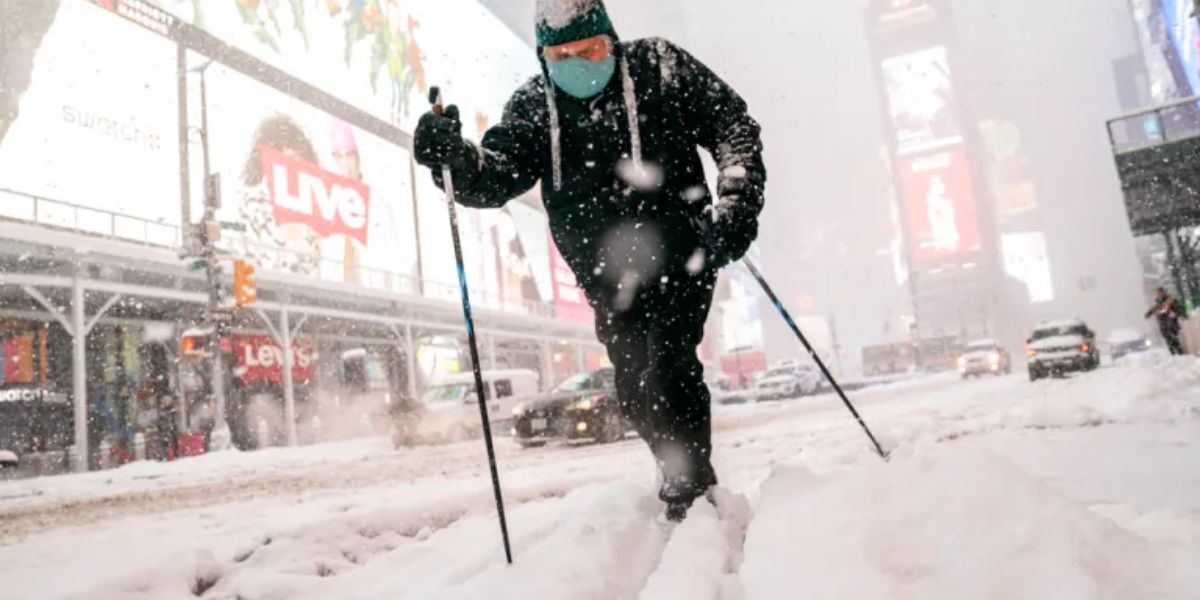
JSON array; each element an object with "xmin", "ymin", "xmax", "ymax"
[
  {"xmin": 548, "ymin": 233, "xmax": 594, "ymax": 324},
  {"xmin": 233, "ymin": 335, "xmax": 316, "ymax": 385},
  {"xmin": 898, "ymin": 146, "xmax": 982, "ymax": 262},
  {"xmin": 261, "ymin": 145, "xmax": 371, "ymax": 244},
  {"xmin": 87, "ymin": 0, "xmax": 177, "ymax": 38}
]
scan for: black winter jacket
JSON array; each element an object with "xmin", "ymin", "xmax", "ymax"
[{"xmin": 442, "ymin": 38, "xmax": 766, "ymax": 304}]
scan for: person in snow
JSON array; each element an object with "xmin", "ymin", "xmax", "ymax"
[
  {"xmin": 413, "ymin": 0, "xmax": 766, "ymax": 521},
  {"xmin": 1145, "ymin": 287, "xmax": 1187, "ymax": 356}
]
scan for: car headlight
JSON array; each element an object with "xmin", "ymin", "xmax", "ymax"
[
  {"xmin": 512, "ymin": 403, "xmax": 526, "ymax": 417},
  {"xmin": 573, "ymin": 398, "xmax": 594, "ymax": 411},
  {"xmin": 957, "ymin": 356, "xmax": 967, "ymax": 368},
  {"xmin": 988, "ymin": 352, "xmax": 1000, "ymax": 365},
  {"xmin": 1144, "ymin": 339, "xmax": 1153, "ymax": 348}
]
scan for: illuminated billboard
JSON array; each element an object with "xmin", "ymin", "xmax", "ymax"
[
  {"xmin": 882, "ymin": 46, "xmax": 963, "ymax": 155},
  {"xmin": 150, "ymin": 0, "xmax": 535, "ymax": 132},
  {"xmin": 897, "ymin": 147, "xmax": 983, "ymax": 262},
  {"xmin": 1001, "ymin": 232, "xmax": 1054, "ymax": 303},
  {"xmin": 1161, "ymin": 0, "xmax": 1200, "ymax": 95},
  {"xmin": 205, "ymin": 62, "xmax": 420, "ymax": 290},
  {"xmin": 0, "ymin": 1, "xmax": 180, "ymax": 231}
]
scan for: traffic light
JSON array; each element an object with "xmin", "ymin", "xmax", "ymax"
[
  {"xmin": 233, "ymin": 259, "xmax": 258, "ymax": 307},
  {"xmin": 181, "ymin": 328, "xmax": 213, "ymax": 359}
]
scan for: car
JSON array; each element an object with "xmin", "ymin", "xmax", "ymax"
[
  {"xmin": 957, "ymin": 339, "xmax": 1012, "ymax": 378},
  {"xmin": 511, "ymin": 369, "xmax": 627, "ymax": 448},
  {"xmin": 0, "ymin": 450, "xmax": 17, "ymax": 478},
  {"xmin": 1109, "ymin": 328, "xmax": 1154, "ymax": 361},
  {"xmin": 418, "ymin": 370, "xmax": 541, "ymax": 441},
  {"xmin": 754, "ymin": 364, "xmax": 820, "ymax": 402},
  {"xmin": 1026, "ymin": 319, "xmax": 1100, "ymax": 381}
]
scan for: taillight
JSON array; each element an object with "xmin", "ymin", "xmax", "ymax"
[{"xmin": 1080, "ymin": 343, "xmax": 1091, "ymax": 352}]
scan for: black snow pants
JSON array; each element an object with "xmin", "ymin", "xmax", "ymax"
[
  {"xmin": 591, "ymin": 270, "xmax": 718, "ymax": 504},
  {"xmin": 1161, "ymin": 324, "xmax": 1186, "ymax": 355}
]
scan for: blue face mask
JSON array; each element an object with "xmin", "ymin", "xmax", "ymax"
[{"xmin": 546, "ymin": 55, "xmax": 617, "ymax": 99}]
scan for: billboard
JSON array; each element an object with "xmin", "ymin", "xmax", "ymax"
[
  {"xmin": 1001, "ymin": 232, "xmax": 1054, "ymax": 303},
  {"xmin": 1161, "ymin": 0, "xmax": 1200, "ymax": 95},
  {"xmin": 897, "ymin": 146, "xmax": 982, "ymax": 262},
  {"xmin": 205, "ymin": 62, "xmax": 420, "ymax": 289},
  {"xmin": 151, "ymin": 0, "xmax": 535, "ymax": 133},
  {"xmin": 978, "ymin": 119, "xmax": 1037, "ymax": 217},
  {"xmin": 0, "ymin": 0, "xmax": 180, "ymax": 232},
  {"xmin": 233, "ymin": 335, "xmax": 316, "ymax": 385},
  {"xmin": 550, "ymin": 238, "xmax": 593, "ymax": 324},
  {"xmin": 882, "ymin": 46, "xmax": 963, "ymax": 155}
]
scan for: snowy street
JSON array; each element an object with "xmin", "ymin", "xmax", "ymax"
[{"xmin": 2, "ymin": 355, "xmax": 1198, "ymax": 599}]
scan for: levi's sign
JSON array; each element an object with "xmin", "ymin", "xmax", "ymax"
[{"xmin": 260, "ymin": 145, "xmax": 371, "ymax": 244}]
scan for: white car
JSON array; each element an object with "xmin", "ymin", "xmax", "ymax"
[
  {"xmin": 418, "ymin": 369, "xmax": 540, "ymax": 440},
  {"xmin": 1027, "ymin": 320, "xmax": 1100, "ymax": 381},
  {"xmin": 957, "ymin": 339, "xmax": 1012, "ymax": 378},
  {"xmin": 755, "ymin": 365, "xmax": 820, "ymax": 402}
]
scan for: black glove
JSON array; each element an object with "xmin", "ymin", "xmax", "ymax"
[
  {"xmin": 414, "ymin": 105, "xmax": 473, "ymax": 171},
  {"xmin": 702, "ymin": 195, "xmax": 760, "ymax": 270}
]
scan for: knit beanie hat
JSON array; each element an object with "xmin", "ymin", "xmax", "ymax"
[{"xmin": 535, "ymin": 0, "xmax": 615, "ymax": 47}]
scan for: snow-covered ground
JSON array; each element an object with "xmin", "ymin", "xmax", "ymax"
[{"xmin": 2, "ymin": 354, "xmax": 1199, "ymax": 599}]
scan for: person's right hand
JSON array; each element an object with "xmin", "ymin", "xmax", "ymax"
[{"xmin": 414, "ymin": 105, "xmax": 469, "ymax": 168}]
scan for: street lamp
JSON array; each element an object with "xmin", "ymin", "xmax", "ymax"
[{"xmin": 186, "ymin": 57, "xmax": 232, "ymax": 450}]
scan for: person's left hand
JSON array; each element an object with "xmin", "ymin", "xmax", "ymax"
[{"xmin": 703, "ymin": 195, "xmax": 759, "ymax": 269}]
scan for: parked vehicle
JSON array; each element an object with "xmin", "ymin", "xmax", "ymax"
[
  {"xmin": 0, "ymin": 449, "xmax": 17, "ymax": 474},
  {"xmin": 957, "ymin": 339, "xmax": 1012, "ymax": 378},
  {"xmin": 1108, "ymin": 328, "xmax": 1154, "ymax": 361},
  {"xmin": 708, "ymin": 373, "xmax": 755, "ymax": 405},
  {"xmin": 1026, "ymin": 320, "xmax": 1100, "ymax": 381},
  {"xmin": 418, "ymin": 370, "xmax": 540, "ymax": 441},
  {"xmin": 754, "ymin": 364, "xmax": 820, "ymax": 402},
  {"xmin": 511, "ymin": 369, "xmax": 627, "ymax": 448}
]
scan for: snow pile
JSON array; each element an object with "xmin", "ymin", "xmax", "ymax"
[
  {"xmin": 638, "ymin": 487, "xmax": 750, "ymax": 600},
  {"xmin": 738, "ymin": 449, "xmax": 1196, "ymax": 599},
  {"xmin": 876, "ymin": 354, "xmax": 1200, "ymax": 461}
]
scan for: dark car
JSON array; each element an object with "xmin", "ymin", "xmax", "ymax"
[
  {"xmin": 0, "ymin": 449, "xmax": 18, "ymax": 479},
  {"xmin": 511, "ymin": 368, "xmax": 628, "ymax": 448},
  {"xmin": 1108, "ymin": 328, "xmax": 1154, "ymax": 361}
]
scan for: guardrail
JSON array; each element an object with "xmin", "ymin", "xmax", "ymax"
[
  {"xmin": 0, "ymin": 189, "xmax": 559, "ymax": 319},
  {"xmin": 1106, "ymin": 95, "xmax": 1200, "ymax": 154},
  {"xmin": 0, "ymin": 188, "xmax": 180, "ymax": 247}
]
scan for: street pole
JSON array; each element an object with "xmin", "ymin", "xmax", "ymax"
[
  {"xmin": 193, "ymin": 58, "xmax": 231, "ymax": 449},
  {"xmin": 71, "ymin": 276, "xmax": 88, "ymax": 473},
  {"xmin": 280, "ymin": 307, "xmax": 298, "ymax": 447}
]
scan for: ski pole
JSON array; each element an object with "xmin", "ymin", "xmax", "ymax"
[
  {"xmin": 429, "ymin": 86, "xmax": 514, "ymax": 564},
  {"xmin": 740, "ymin": 255, "xmax": 890, "ymax": 461}
]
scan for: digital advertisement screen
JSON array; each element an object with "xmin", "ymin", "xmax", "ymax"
[
  {"xmin": 882, "ymin": 46, "xmax": 963, "ymax": 155},
  {"xmin": 1001, "ymin": 232, "xmax": 1055, "ymax": 303},
  {"xmin": 1161, "ymin": 0, "xmax": 1200, "ymax": 95},
  {"xmin": 897, "ymin": 146, "xmax": 983, "ymax": 262}
]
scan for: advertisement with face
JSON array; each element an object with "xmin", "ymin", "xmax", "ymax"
[
  {"xmin": 897, "ymin": 146, "xmax": 982, "ymax": 262},
  {"xmin": 882, "ymin": 46, "xmax": 963, "ymax": 156},
  {"xmin": 206, "ymin": 63, "xmax": 419, "ymax": 288},
  {"xmin": 153, "ymin": 0, "xmax": 535, "ymax": 132},
  {"xmin": 0, "ymin": 1, "xmax": 179, "ymax": 236}
]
